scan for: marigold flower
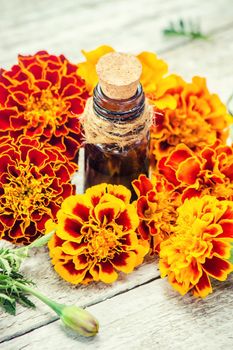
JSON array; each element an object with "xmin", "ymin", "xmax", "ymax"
[
  {"xmin": 77, "ymin": 46, "xmax": 177, "ymax": 110},
  {"xmin": 157, "ymin": 140, "xmax": 233, "ymax": 201},
  {"xmin": 150, "ymin": 75, "xmax": 231, "ymax": 161},
  {"xmin": 132, "ymin": 174, "xmax": 180, "ymax": 254},
  {"xmin": 0, "ymin": 136, "xmax": 77, "ymax": 244},
  {"xmin": 0, "ymin": 51, "xmax": 89, "ymax": 159},
  {"xmin": 47, "ymin": 184, "xmax": 149, "ymax": 284},
  {"xmin": 159, "ymin": 195, "xmax": 233, "ymax": 298}
]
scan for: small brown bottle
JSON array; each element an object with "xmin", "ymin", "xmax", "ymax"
[{"xmin": 82, "ymin": 52, "xmax": 151, "ymax": 193}]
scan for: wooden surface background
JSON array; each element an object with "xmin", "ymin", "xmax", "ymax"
[{"xmin": 0, "ymin": 0, "xmax": 233, "ymax": 349}]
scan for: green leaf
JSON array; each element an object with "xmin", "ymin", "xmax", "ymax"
[
  {"xmin": 0, "ymin": 274, "xmax": 8, "ymax": 281},
  {"xmin": 2, "ymin": 300, "xmax": 16, "ymax": 315},
  {"xmin": 0, "ymin": 232, "xmax": 55, "ymax": 317},
  {"xmin": 0, "ymin": 248, "xmax": 24, "ymax": 275},
  {"xmin": 163, "ymin": 18, "xmax": 209, "ymax": 40},
  {"xmin": 0, "ymin": 272, "xmax": 36, "ymax": 315},
  {"xmin": 18, "ymin": 294, "xmax": 36, "ymax": 309},
  {"xmin": 0, "ymin": 294, "xmax": 16, "ymax": 315},
  {"xmin": 179, "ymin": 19, "xmax": 185, "ymax": 32},
  {"xmin": 0, "ymin": 256, "xmax": 12, "ymax": 274},
  {"xmin": 0, "ymin": 292, "xmax": 15, "ymax": 303}
]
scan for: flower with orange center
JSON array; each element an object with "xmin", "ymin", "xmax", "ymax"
[
  {"xmin": 150, "ymin": 75, "xmax": 231, "ymax": 162},
  {"xmin": 132, "ymin": 174, "xmax": 180, "ymax": 254},
  {"xmin": 159, "ymin": 195, "xmax": 233, "ymax": 298},
  {"xmin": 77, "ymin": 45, "xmax": 177, "ymax": 110},
  {"xmin": 157, "ymin": 140, "xmax": 233, "ymax": 201},
  {"xmin": 0, "ymin": 136, "xmax": 77, "ymax": 244},
  {"xmin": 0, "ymin": 51, "xmax": 89, "ymax": 159},
  {"xmin": 47, "ymin": 184, "xmax": 149, "ymax": 284}
]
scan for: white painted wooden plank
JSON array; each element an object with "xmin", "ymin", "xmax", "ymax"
[
  {"xmin": 3, "ymin": 275, "xmax": 233, "ymax": 350},
  {"xmin": 0, "ymin": 0, "xmax": 233, "ymax": 68},
  {"xmin": 162, "ymin": 26, "xmax": 233, "ymax": 103},
  {"xmin": 0, "ymin": 246, "xmax": 158, "ymax": 343}
]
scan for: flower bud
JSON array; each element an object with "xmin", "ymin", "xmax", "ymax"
[{"xmin": 60, "ymin": 305, "xmax": 99, "ymax": 337}]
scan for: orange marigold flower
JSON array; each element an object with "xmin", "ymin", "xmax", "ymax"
[
  {"xmin": 132, "ymin": 174, "xmax": 180, "ymax": 254},
  {"xmin": 0, "ymin": 51, "xmax": 89, "ymax": 159},
  {"xmin": 0, "ymin": 136, "xmax": 77, "ymax": 245},
  {"xmin": 157, "ymin": 140, "xmax": 233, "ymax": 201},
  {"xmin": 47, "ymin": 184, "xmax": 149, "ymax": 284},
  {"xmin": 159, "ymin": 195, "xmax": 233, "ymax": 298},
  {"xmin": 150, "ymin": 75, "xmax": 231, "ymax": 161},
  {"xmin": 77, "ymin": 45, "xmax": 177, "ymax": 110}
]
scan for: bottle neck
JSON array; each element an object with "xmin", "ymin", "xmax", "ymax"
[{"xmin": 93, "ymin": 83, "xmax": 145, "ymax": 123}]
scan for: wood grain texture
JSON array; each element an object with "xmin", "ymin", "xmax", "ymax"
[
  {"xmin": 0, "ymin": 246, "xmax": 158, "ymax": 343},
  {"xmin": 0, "ymin": 0, "xmax": 233, "ymax": 348},
  {"xmin": 162, "ymin": 26, "xmax": 233, "ymax": 102},
  {"xmin": 0, "ymin": 0, "xmax": 233, "ymax": 68},
  {"xmin": 3, "ymin": 275, "xmax": 233, "ymax": 350}
]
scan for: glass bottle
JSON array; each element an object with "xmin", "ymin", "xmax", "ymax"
[{"xmin": 83, "ymin": 52, "xmax": 151, "ymax": 193}]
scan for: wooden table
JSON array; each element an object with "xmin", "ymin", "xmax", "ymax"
[{"xmin": 0, "ymin": 0, "xmax": 233, "ymax": 349}]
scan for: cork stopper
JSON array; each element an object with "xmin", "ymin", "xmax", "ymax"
[{"xmin": 96, "ymin": 52, "xmax": 142, "ymax": 100}]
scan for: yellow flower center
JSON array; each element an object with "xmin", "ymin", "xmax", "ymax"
[
  {"xmin": 25, "ymin": 90, "xmax": 66, "ymax": 131},
  {"xmin": 211, "ymin": 181, "xmax": 233, "ymax": 200},
  {"xmin": 198, "ymin": 178, "xmax": 233, "ymax": 201},
  {"xmin": 88, "ymin": 226, "xmax": 119, "ymax": 261},
  {"xmin": 1, "ymin": 164, "xmax": 53, "ymax": 223},
  {"xmin": 168, "ymin": 110, "xmax": 214, "ymax": 149},
  {"xmin": 151, "ymin": 192, "xmax": 178, "ymax": 233}
]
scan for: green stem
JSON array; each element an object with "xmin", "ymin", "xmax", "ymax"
[
  {"xmin": 14, "ymin": 280, "xmax": 64, "ymax": 316},
  {"xmin": 16, "ymin": 230, "xmax": 55, "ymax": 256}
]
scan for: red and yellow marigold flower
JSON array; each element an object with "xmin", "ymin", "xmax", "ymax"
[
  {"xmin": 77, "ymin": 45, "xmax": 177, "ymax": 110},
  {"xmin": 47, "ymin": 183, "xmax": 149, "ymax": 284},
  {"xmin": 0, "ymin": 136, "xmax": 77, "ymax": 244},
  {"xmin": 159, "ymin": 195, "xmax": 233, "ymax": 298},
  {"xmin": 157, "ymin": 140, "xmax": 233, "ymax": 201},
  {"xmin": 132, "ymin": 174, "xmax": 180, "ymax": 254},
  {"xmin": 0, "ymin": 51, "xmax": 89, "ymax": 159},
  {"xmin": 150, "ymin": 75, "xmax": 231, "ymax": 162}
]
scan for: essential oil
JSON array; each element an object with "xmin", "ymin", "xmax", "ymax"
[{"xmin": 82, "ymin": 52, "xmax": 151, "ymax": 193}]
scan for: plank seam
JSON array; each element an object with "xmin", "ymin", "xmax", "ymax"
[{"xmin": 0, "ymin": 275, "xmax": 161, "ymax": 345}]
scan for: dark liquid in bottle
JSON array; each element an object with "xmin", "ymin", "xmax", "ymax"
[
  {"xmin": 84, "ymin": 83, "xmax": 149, "ymax": 197},
  {"xmin": 85, "ymin": 137, "xmax": 149, "ymax": 195}
]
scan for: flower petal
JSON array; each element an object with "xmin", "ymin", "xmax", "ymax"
[
  {"xmin": 85, "ymin": 183, "xmax": 107, "ymax": 206},
  {"xmin": 61, "ymin": 195, "xmax": 90, "ymax": 222},
  {"xmin": 211, "ymin": 239, "xmax": 232, "ymax": 259},
  {"xmin": 202, "ymin": 256, "xmax": 232, "ymax": 281},
  {"xmin": 194, "ymin": 271, "xmax": 212, "ymax": 298},
  {"xmin": 107, "ymin": 184, "xmax": 131, "ymax": 204},
  {"xmin": 217, "ymin": 220, "xmax": 233, "ymax": 239},
  {"xmin": 98, "ymin": 260, "xmax": 118, "ymax": 283},
  {"xmin": 54, "ymin": 260, "xmax": 88, "ymax": 284},
  {"xmin": 177, "ymin": 157, "xmax": 201, "ymax": 185},
  {"xmin": 111, "ymin": 251, "xmax": 137, "ymax": 273},
  {"xmin": 56, "ymin": 214, "xmax": 83, "ymax": 243},
  {"xmin": 137, "ymin": 51, "xmax": 168, "ymax": 92},
  {"xmin": 132, "ymin": 174, "xmax": 153, "ymax": 197},
  {"xmin": 77, "ymin": 45, "xmax": 114, "ymax": 92},
  {"xmin": 115, "ymin": 204, "xmax": 139, "ymax": 231}
]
